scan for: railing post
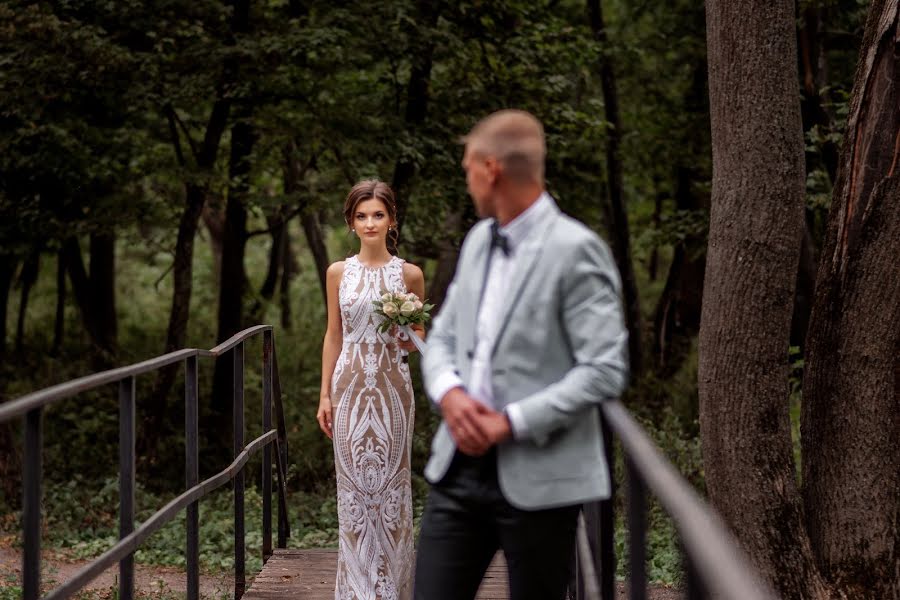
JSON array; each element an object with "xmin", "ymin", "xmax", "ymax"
[
  {"xmin": 233, "ymin": 343, "xmax": 246, "ymax": 600},
  {"xmin": 23, "ymin": 407, "xmax": 42, "ymax": 600},
  {"xmin": 626, "ymin": 457, "xmax": 646, "ymax": 600},
  {"xmin": 599, "ymin": 407, "xmax": 616, "ymax": 600},
  {"xmin": 119, "ymin": 377, "xmax": 136, "ymax": 600},
  {"xmin": 684, "ymin": 547, "xmax": 707, "ymax": 600},
  {"xmin": 185, "ymin": 355, "xmax": 200, "ymax": 600},
  {"xmin": 262, "ymin": 330, "xmax": 273, "ymax": 562}
]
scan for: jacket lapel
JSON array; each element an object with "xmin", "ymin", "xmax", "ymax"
[{"xmin": 490, "ymin": 207, "xmax": 560, "ymax": 356}]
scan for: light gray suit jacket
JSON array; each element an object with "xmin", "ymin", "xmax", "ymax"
[{"xmin": 422, "ymin": 200, "xmax": 629, "ymax": 510}]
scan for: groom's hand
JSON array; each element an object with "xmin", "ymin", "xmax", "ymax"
[{"xmin": 440, "ymin": 387, "xmax": 492, "ymax": 456}]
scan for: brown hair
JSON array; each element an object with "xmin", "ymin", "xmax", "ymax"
[{"xmin": 343, "ymin": 179, "xmax": 399, "ymax": 250}]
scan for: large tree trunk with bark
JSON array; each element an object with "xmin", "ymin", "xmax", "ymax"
[
  {"xmin": 700, "ymin": 0, "xmax": 828, "ymax": 597},
  {"xmin": 802, "ymin": 2, "xmax": 900, "ymax": 597},
  {"xmin": 89, "ymin": 233, "xmax": 117, "ymax": 353},
  {"xmin": 588, "ymin": 0, "xmax": 644, "ymax": 377}
]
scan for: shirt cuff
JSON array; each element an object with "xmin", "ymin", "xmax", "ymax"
[
  {"xmin": 427, "ymin": 371, "xmax": 465, "ymax": 408},
  {"xmin": 504, "ymin": 404, "xmax": 529, "ymax": 440}
]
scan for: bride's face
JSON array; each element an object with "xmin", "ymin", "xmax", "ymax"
[{"xmin": 351, "ymin": 198, "xmax": 392, "ymax": 247}]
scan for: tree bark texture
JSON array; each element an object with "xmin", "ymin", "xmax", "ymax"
[
  {"xmin": 14, "ymin": 249, "xmax": 39, "ymax": 353},
  {"xmin": 588, "ymin": 0, "xmax": 644, "ymax": 377},
  {"xmin": 802, "ymin": 2, "xmax": 900, "ymax": 597},
  {"xmin": 700, "ymin": 0, "xmax": 827, "ymax": 597},
  {"xmin": 89, "ymin": 233, "xmax": 117, "ymax": 353}
]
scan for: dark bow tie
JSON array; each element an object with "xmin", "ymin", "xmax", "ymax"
[{"xmin": 490, "ymin": 221, "xmax": 511, "ymax": 256}]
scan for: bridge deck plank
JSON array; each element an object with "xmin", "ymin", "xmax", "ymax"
[{"xmin": 243, "ymin": 549, "xmax": 509, "ymax": 599}]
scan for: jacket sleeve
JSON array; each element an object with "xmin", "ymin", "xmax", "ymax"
[{"xmin": 509, "ymin": 233, "xmax": 629, "ymax": 446}]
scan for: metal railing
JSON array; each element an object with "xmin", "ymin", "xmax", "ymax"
[
  {"xmin": 0, "ymin": 325, "xmax": 290, "ymax": 600},
  {"xmin": 573, "ymin": 400, "xmax": 777, "ymax": 599}
]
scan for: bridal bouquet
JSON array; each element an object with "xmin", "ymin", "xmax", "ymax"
[{"xmin": 372, "ymin": 291, "xmax": 433, "ymax": 353}]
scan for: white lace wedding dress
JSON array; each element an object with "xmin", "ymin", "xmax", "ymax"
[{"xmin": 331, "ymin": 255, "xmax": 415, "ymax": 600}]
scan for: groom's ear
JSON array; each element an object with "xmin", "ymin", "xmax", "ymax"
[{"xmin": 485, "ymin": 156, "xmax": 502, "ymax": 182}]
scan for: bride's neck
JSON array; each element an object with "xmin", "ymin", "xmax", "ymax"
[{"xmin": 357, "ymin": 244, "xmax": 393, "ymax": 265}]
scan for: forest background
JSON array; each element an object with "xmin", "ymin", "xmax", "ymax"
[{"xmin": 1, "ymin": 0, "xmax": 896, "ymax": 598}]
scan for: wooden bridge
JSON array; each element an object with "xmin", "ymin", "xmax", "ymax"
[
  {"xmin": 0, "ymin": 325, "xmax": 775, "ymax": 600},
  {"xmin": 242, "ymin": 550, "xmax": 509, "ymax": 599}
]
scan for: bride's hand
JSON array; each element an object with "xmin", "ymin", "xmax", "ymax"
[
  {"xmin": 317, "ymin": 396, "xmax": 333, "ymax": 439},
  {"xmin": 393, "ymin": 325, "xmax": 423, "ymax": 353}
]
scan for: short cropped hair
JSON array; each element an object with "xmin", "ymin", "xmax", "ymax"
[{"xmin": 463, "ymin": 109, "xmax": 546, "ymax": 183}]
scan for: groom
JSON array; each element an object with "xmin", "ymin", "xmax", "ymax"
[{"xmin": 415, "ymin": 109, "xmax": 629, "ymax": 600}]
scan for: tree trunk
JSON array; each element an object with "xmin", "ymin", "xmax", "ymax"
[
  {"xmin": 202, "ymin": 199, "xmax": 226, "ymax": 285},
  {"xmin": 390, "ymin": 0, "xmax": 441, "ymax": 246},
  {"xmin": 427, "ymin": 211, "xmax": 464, "ymax": 311},
  {"xmin": 802, "ymin": 2, "xmax": 900, "ymax": 597},
  {"xmin": 0, "ymin": 256, "xmax": 17, "ymax": 358},
  {"xmin": 89, "ymin": 232, "xmax": 117, "ymax": 353},
  {"xmin": 148, "ymin": 99, "xmax": 231, "ymax": 455},
  {"xmin": 652, "ymin": 56, "xmax": 710, "ymax": 376},
  {"xmin": 14, "ymin": 250, "xmax": 40, "ymax": 353},
  {"xmin": 62, "ymin": 237, "xmax": 113, "ymax": 357},
  {"xmin": 588, "ymin": 0, "xmax": 644, "ymax": 377},
  {"xmin": 259, "ymin": 209, "xmax": 286, "ymax": 303},
  {"xmin": 212, "ymin": 116, "xmax": 255, "ymax": 418},
  {"xmin": 700, "ymin": 0, "xmax": 827, "ymax": 597},
  {"xmin": 301, "ymin": 211, "xmax": 330, "ymax": 305},
  {"xmin": 280, "ymin": 226, "xmax": 295, "ymax": 330},
  {"xmin": 51, "ymin": 249, "xmax": 66, "ymax": 355},
  {"xmin": 282, "ymin": 141, "xmax": 329, "ymax": 304}
]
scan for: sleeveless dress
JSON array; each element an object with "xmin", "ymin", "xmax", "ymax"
[{"xmin": 331, "ymin": 255, "xmax": 415, "ymax": 600}]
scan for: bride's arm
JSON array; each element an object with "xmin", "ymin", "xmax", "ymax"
[
  {"xmin": 401, "ymin": 262, "xmax": 427, "ymax": 349},
  {"xmin": 318, "ymin": 262, "xmax": 344, "ymax": 439}
]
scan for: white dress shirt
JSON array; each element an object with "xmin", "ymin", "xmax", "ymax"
[{"xmin": 428, "ymin": 192, "xmax": 555, "ymax": 439}]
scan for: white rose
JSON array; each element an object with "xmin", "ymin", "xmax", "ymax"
[
  {"xmin": 383, "ymin": 302, "xmax": 399, "ymax": 318},
  {"xmin": 381, "ymin": 292, "xmax": 392, "ymax": 303},
  {"xmin": 400, "ymin": 301, "xmax": 416, "ymax": 317},
  {"xmin": 414, "ymin": 300, "xmax": 423, "ymax": 311}
]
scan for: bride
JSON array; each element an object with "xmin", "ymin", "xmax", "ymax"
[{"xmin": 317, "ymin": 179, "xmax": 425, "ymax": 600}]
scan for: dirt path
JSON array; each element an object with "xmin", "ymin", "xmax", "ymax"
[{"xmin": 0, "ymin": 546, "xmax": 231, "ymax": 599}]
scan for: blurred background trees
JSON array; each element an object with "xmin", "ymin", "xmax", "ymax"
[{"xmin": 2, "ymin": 0, "xmax": 892, "ymax": 595}]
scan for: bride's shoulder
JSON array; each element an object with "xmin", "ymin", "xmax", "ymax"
[
  {"xmin": 400, "ymin": 259, "xmax": 424, "ymax": 282},
  {"xmin": 326, "ymin": 260, "xmax": 347, "ymax": 280}
]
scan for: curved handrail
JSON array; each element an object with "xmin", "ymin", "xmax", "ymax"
[
  {"xmin": 599, "ymin": 400, "xmax": 775, "ymax": 599},
  {"xmin": 45, "ymin": 431, "xmax": 277, "ymax": 600},
  {"xmin": 7, "ymin": 324, "xmax": 289, "ymax": 600},
  {"xmin": 0, "ymin": 325, "xmax": 274, "ymax": 422},
  {"xmin": 0, "ymin": 349, "xmax": 211, "ymax": 421}
]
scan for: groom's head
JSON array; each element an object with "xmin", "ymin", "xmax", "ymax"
[{"xmin": 462, "ymin": 110, "xmax": 546, "ymax": 221}]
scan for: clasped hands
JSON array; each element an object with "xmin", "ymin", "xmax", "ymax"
[{"xmin": 440, "ymin": 387, "xmax": 512, "ymax": 456}]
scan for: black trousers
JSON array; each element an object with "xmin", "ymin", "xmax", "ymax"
[{"xmin": 413, "ymin": 450, "xmax": 579, "ymax": 600}]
